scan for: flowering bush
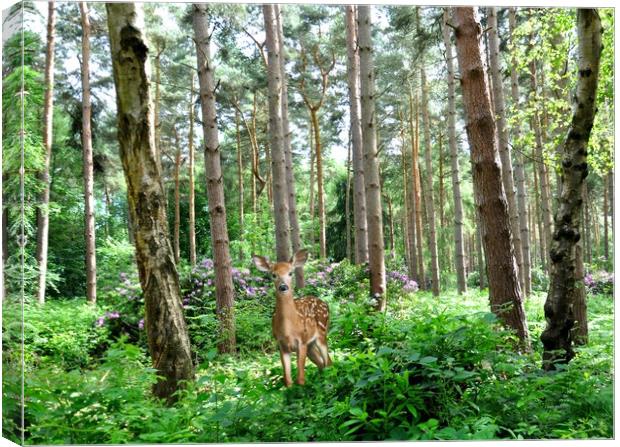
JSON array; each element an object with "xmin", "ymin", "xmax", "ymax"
[
  {"xmin": 584, "ymin": 271, "xmax": 614, "ymax": 296},
  {"xmin": 387, "ymin": 270, "xmax": 419, "ymax": 294}
]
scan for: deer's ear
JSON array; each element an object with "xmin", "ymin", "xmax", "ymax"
[
  {"xmin": 291, "ymin": 249, "xmax": 309, "ymax": 268},
  {"xmin": 252, "ymin": 254, "xmax": 271, "ymax": 272}
]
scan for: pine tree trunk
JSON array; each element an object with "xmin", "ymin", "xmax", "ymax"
[
  {"xmin": 173, "ymin": 128, "xmax": 181, "ymax": 265},
  {"xmin": 311, "ymin": 110, "xmax": 327, "ymax": 259},
  {"xmin": 452, "ymin": 6, "xmax": 530, "ymax": 349},
  {"xmin": 584, "ymin": 183, "xmax": 592, "ymax": 264},
  {"xmin": 603, "ymin": 171, "xmax": 609, "ymax": 260},
  {"xmin": 36, "ymin": 1, "xmax": 56, "ymax": 305},
  {"xmin": 276, "ymin": 6, "xmax": 303, "ymax": 285},
  {"xmin": 508, "ymin": 7, "xmax": 531, "ymax": 296},
  {"xmin": 608, "ymin": 171, "xmax": 614, "ymax": 236},
  {"xmin": 488, "ymin": 7, "xmax": 523, "ymax": 293},
  {"xmin": 193, "ymin": 3, "xmax": 236, "ymax": 354},
  {"xmin": 533, "ymin": 149, "xmax": 546, "ymax": 270},
  {"xmin": 188, "ymin": 75, "xmax": 196, "ymax": 266},
  {"xmin": 346, "ymin": 137, "xmax": 352, "ymax": 262},
  {"xmin": 420, "ymin": 69, "xmax": 440, "ymax": 296},
  {"xmin": 410, "ymin": 91, "xmax": 425, "ymax": 287},
  {"xmin": 263, "ymin": 4, "xmax": 291, "ymax": 262},
  {"xmin": 530, "ymin": 60, "xmax": 553, "ymax": 271},
  {"xmin": 438, "ymin": 133, "xmax": 445, "ymax": 229},
  {"xmin": 106, "ymin": 2, "xmax": 194, "ymax": 401},
  {"xmin": 235, "ymin": 108, "xmax": 244, "ymax": 260},
  {"xmin": 541, "ymin": 9, "xmax": 601, "ymax": 369},
  {"xmin": 476, "ymin": 225, "xmax": 486, "ymax": 289},
  {"xmin": 80, "ymin": 2, "xmax": 97, "ymax": 304},
  {"xmin": 345, "ymin": 5, "xmax": 369, "ymax": 265},
  {"xmin": 358, "ymin": 5, "xmax": 386, "ymax": 310},
  {"xmin": 400, "ymin": 110, "xmax": 416, "ymax": 280},
  {"xmin": 153, "ymin": 41, "xmax": 163, "ymax": 164},
  {"xmin": 443, "ymin": 9, "xmax": 467, "ymax": 294}
]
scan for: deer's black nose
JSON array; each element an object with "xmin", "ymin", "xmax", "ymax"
[{"xmin": 278, "ymin": 284, "xmax": 289, "ymax": 292}]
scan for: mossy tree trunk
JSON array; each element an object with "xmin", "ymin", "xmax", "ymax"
[{"xmin": 106, "ymin": 2, "xmax": 194, "ymax": 402}]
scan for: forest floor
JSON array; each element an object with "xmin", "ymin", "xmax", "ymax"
[{"xmin": 2, "ymin": 261, "xmax": 614, "ymax": 443}]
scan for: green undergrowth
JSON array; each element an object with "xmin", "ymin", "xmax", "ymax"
[{"xmin": 2, "ymin": 266, "xmax": 613, "ymax": 443}]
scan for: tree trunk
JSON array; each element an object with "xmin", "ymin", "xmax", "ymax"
[
  {"xmin": 235, "ymin": 108, "xmax": 244, "ymax": 260},
  {"xmin": 3, "ymin": 208, "xmax": 8, "ymax": 301},
  {"xmin": 476, "ymin": 225, "xmax": 486, "ymax": 289},
  {"xmin": 80, "ymin": 2, "xmax": 97, "ymax": 304},
  {"xmin": 508, "ymin": 7, "xmax": 532, "ymax": 296},
  {"xmin": 420, "ymin": 69, "xmax": 440, "ymax": 296},
  {"xmin": 36, "ymin": 1, "xmax": 56, "ymax": 305},
  {"xmin": 452, "ymin": 6, "xmax": 530, "ymax": 349},
  {"xmin": 603, "ymin": 171, "xmax": 609, "ymax": 260},
  {"xmin": 488, "ymin": 7, "xmax": 523, "ymax": 293},
  {"xmin": 345, "ymin": 5, "xmax": 369, "ymax": 265},
  {"xmin": 106, "ymin": 2, "xmax": 194, "ymax": 401},
  {"xmin": 263, "ymin": 4, "xmax": 291, "ymax": 262},
  {"xmin": 608, "ymin": 171, "xmax": 614, "ymax": 236},
  {"xmin": 153, "ymin": 40, "xmax": 163, "ymax": 164},
  {"xmin": 276, "ymin": 6, "xmax": 303, "ymax": 285},
  {"xmin": 345, "ymin": 137, "xmax": 352, "ymax": 262},
  {"xmin": 442, "ymin": 9, "xmax": 467, "ymax": 294},
  {"xmin": 311, "ymin": 110, "xmax": 327, "ymax": 259},
  {"xmin": 193, "ymin": 3, "xmax": 237, "ymax": 354},
  {"xmin": 410, "ymin": 90, "xmax": 425, "ymax": 287},
  {"xmin": 173, "ymin": 128, "xmax": 181, "ymax": 265},
  {"xmin": 400, "ymin": 109, "xmax": 416, "ymax": 280},
  {"xmin": 541, "ymin": 9, "xmax": 601, "ymax": 369},
  {"xmin": 584, "ymin": 182, "xmax": 592, "ymax": 263},
  {"xmin": 533, "ymin": 150, "xmax": 546, "ymax": 270},
  {"xmin": 188, "ymin": 74, "xmax": 197, "ymax": 266},
  {"xmin": 438, "ymin": 133, "xmax": 445, "ymax": 229},
  {"xmin": 529, "ymin": 60, "xmax": 553, "ymax": 271},
  {"xmin": 358, "ymin": 5, "xmax": 386, "ymax": 310}
]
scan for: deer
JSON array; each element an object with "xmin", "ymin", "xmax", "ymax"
[{"xmin": 252, "ymin": 249, "xmax": 332, "ymax": 387}]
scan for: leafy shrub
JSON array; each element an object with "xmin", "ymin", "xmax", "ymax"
[
  {"xmin": 584, "ymin": 270, "xmax": 613, "ymax": 296},
  {"xmin": 531, "ymin": 267, "xmax": 550, "ymax": 292}
]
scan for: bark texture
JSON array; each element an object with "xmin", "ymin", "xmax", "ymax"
[
  {"xmin": 263, "ymin": 4, "xmax": 291, "ymax": 262},
  {"xmin": 188, "ymin": 75, "xmax": 196, "ymax": 266},
  {"xmin": 488, "ymin": 7, "xmax": 523, "ymax": 293},
  {"xmin": 80, "ymin": 2, "xmax": 97, "ymax": 304},
  {"xmin": 275, "ymin": 6, "xmax": 303, "ymax": 286},
  {"xmin": 442, "ymin": 9, "xmax": 467, "ymax": 294},
  {"xmin": 420, "ymin": 69, "xmax": 440, "ymax": 296},
  {"xmin": 345, "ymin": 5, "xmax": 369, "ymax": 264},
  {"xmin": 452, "ymin": 6, "xmax": 530, "ymax": 349},
  {"xmin": 358, "ymin": 5, "xmax": 386, "ymax": 310},
  {"xmin": 36, "ymin": 1, "xmax": 56, "ymax": 304},
  {"xmin": 106, "ymin": 2, "xmax": 194, "ymax": 401},
  {"xmin": 508, "ymin": 8, "xmax": 532, "ymax": 296},
  {"xmin": 541, "ymin": 9, "xmax": 601, "ymax": 369},
  {"xmin": 173, "ymin": 128, "xmax": 181, "ymax": 264},
  {"xmin": 410, "ymin": 90, "xmax": 425, "ymax": 286},
  {"xmin": 193, "ymin": 4, "xmax": 236, "ymax": 353}
]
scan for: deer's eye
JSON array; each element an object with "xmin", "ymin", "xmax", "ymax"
[
  {"xmin": 288, "ymin": 272, "xmax": 293, "ymax": 277},
  {"xmin": 271, "ymin": 273, "xmax": 276, "ymax": 279}
]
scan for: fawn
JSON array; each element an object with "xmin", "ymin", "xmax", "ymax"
[{"xmin": 252, "ymin": 249, "xmax": 332, "ymax": 386}]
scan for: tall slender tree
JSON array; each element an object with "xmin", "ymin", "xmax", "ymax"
[
  {"xmin": 188, "ymin": 74, "xmax": 197, "ymax": 266},
  {"xmin": 358, "ymin": 5, "xmax": 386, "ymax": 310},
  {"xmin": 172, "ymin": 127, "xmax": 182, "ymax": 264},
  {"xmin": 508, "ymin": 7, "xmax": 532, "ymax": 296},
  {"xmin": 193, "ymin": 3, "xmax": 236, "ymax": 353},
  {"xmin": 345, "ymin": 5, "xmax": 369, "ymax": 264},
  {"xmin": 452, "ymin": 6, "xmax": 530, "ymax": 349},
  {"xmin": 79, "ymin": 1, "xmax": 96, "ymax": 304},
  {"xmin": 420, "ymin": 69, "xmax": 440, "ymax": 296},
  {"xmin": 442, "ymin": 8, "xmax": 467, "ymax": 294},
  {"xmin": 36, "ymin": 1, "xmax": 56, "ymax": 304},
  {"xmin": 263, "ymin": 4, "xmax": 290, "ymax": 262},
  {"xmin": 541, "ymin": 9, "xmax": 601, "ymax": 370},
  {"xmin": 276, "ymin": 6, "xmax": 303, "ymax": 286},
  {"xmin": 106, "ymin": 2, "xmax": 194, "ymax": 401},
  {"xmin": 488, "ymin": 7, "xmax": 523, "ymax": 292}
]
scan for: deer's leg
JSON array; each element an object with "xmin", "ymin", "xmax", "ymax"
[
  {"xmin": 279, "ymin": 349, "xmax": 292, "ymax": 387},
  {"xmin": 307, "ymin": 342, "xmax": 325, "ymax": 369},
  {"xmin": 296, "ymin": 343, "xmax": 307, "ymax": 385},
  {"xmin": 318, "ymin": 335, "xmax": 332, "ymax": 367}
]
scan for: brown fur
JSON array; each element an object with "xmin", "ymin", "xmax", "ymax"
[{"xmin": 253, "ymin": 250, "xmax": 332, "ymax": 386}]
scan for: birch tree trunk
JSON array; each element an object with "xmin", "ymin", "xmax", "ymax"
[
  {"xmin": 263, "ymin": 4, "xmax": 290, "ymax": 262},
  {"xmin": 420, "ymin": 69, "xmax": 440, "ymax": 296},
  {"xmin": 452, "ymin": 6, "xmax": 530, "ymax": 349},
  {"xmin": 188, "ymin": 75, "xmax": 196, "ymax": 266},
  {"xmin": 193, "ymin": 3, "xmax": 236, "ymax": 354},
  {"xmin": 345, "ymin": 5, "xmax": 369, "ymax": 264},
  {"xmin": 80, "ymin": 2, "xmax": 97, "ymax": 304},
  {"xmin": 442, "ymin": 8, "xmax": 467, "ymax": 294},
  {"xmin": 275, "ymin": 6, "xmax": 303, "ymax": 285},
  {"xmin": 541, "ymin": 9, "xmax": 601, "ymax": 369},
  {"xmin": 508, "ymin": 7, "xmax": 532, "ymax": 296},
  {"xmin": 106, "ymin": 2, "xmax": 194, "ymax": 401},
  {"xmin": 488, "ymin": 7, "xmax": 523, "ymax": 293},
  {"xmin": 36, "ymin": 1, "xmax": 55, "ymax": 304},
  {"xmin": 358, "ymin": 5, "xmax": 386, "ymax": 310}
]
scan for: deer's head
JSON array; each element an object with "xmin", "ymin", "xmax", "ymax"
[{"xmin": 252, "ymin": 249, "xmax": 308, "ymax": 294}]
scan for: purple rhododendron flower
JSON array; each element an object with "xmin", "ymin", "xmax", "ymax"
[
  {"xmin": 138, "ymin": 319, "xmax": 144, "ymax": 330},
  {"xmin": 96, "ymin": 317, "xmax": 105, "ymax": 327}
]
